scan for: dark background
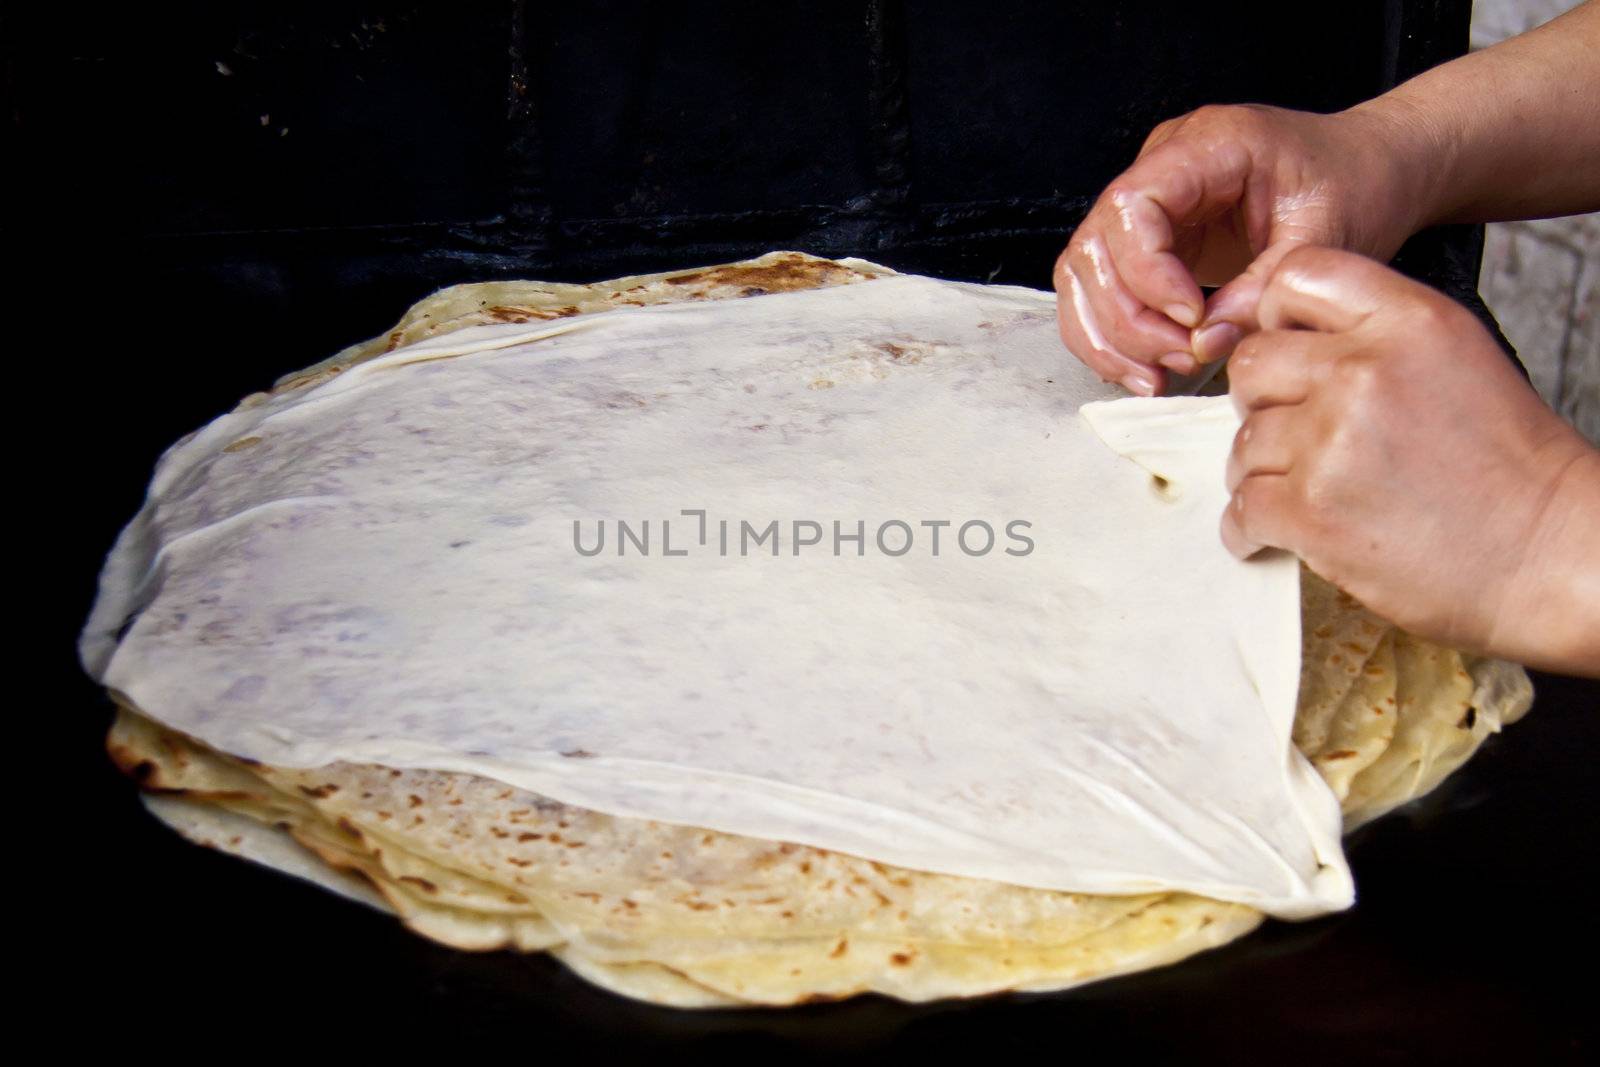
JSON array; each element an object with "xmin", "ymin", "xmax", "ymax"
[{"xmin": 9, "ymin": 1, "xmax": 1594, "ymax": 1059}]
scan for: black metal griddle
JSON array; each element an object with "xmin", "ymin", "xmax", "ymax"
[{"xmin": 14, "ymin": 3, "xmax": 1595, "ymax": 1060}]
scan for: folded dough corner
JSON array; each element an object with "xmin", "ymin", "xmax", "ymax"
[{"xmin": 83, "ymin": 272, "xmax": 1353, "ymax": 918}]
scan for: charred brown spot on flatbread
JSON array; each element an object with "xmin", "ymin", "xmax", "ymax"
[{"xmin": 659, "ymin": 253, "xmax": 864, "ymax": 294}]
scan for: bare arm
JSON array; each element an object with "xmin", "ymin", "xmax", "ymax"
[{"xmin": 1366, "ymin": 0, "xmax": 1600, "ymax": 228}]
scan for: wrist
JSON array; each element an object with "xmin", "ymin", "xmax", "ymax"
[
  {"xmin": 1335, "ymin": 94, "xmax": 1457, "ymax": 251},
  {"xmin": 1492, "ymin": 443, "xmax": 1600, "ymax": 675}
]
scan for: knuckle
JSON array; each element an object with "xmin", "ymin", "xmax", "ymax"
[
  {"xmin": 1294, "ymin": 464, "xmax": 1343, "ymax": 532},
  {"xmin": 1321, "ymin": 425, "xmax": 1359, "ymax": 475},
  {"xmin": 1188, "ymin": 103, "xmax": 1233, "ymax": 126},
  {"xmin": 1235, "ymin": 476, "xmax": 1266, "ymax": 520},
  {"xmin": 1227, "ymin": 336, "xmax": 1289, "ymax": 398},
  {"xmin": 1232, "ymin": 330, "xmax": 1265, "ymax": 359},
  {"xmin": 1101, "ymin": 182, "xmax": 1140, "ymax": 214},
  {"xmin": 1232, "ymin": 418, "xmax": 1253, "ymax": 455},
  {"xmin": 1054, "ymin": 241, "xmax": 1082, "ymax": 279},
  {"xmin": 1227, "ymin": 427, "xmax": 1254, "ymax": 485},
  {"xmin": 1403, "ymin": 291, "xmax": 1458, "ymax": 333},
  {"xmin": 1140, "ymin": 117, "xmax": 1179, "ymax": 150},
  {"xmin": 1195, "ymin": 103, "xmax": 1262, "ymax": 138},
  {"xmin": 1233, "ymin": 483, "xmax": 1279, "ymax": 549},
  {"xmin": 1053, "ymin": 247, "xmax": 1071, "ymax": 278},
  {"xmin": 1275, "ymin": 242, "xmax": 1334, "ymax": 277},
  {"xmin": 1229, "ymin": 485, "xmax": 1254, "ymax": 535},
  {"xmin": 1229, "ymin": 356, "xmax": 1260, "ymax": 397},
  {"xmin": 1229, "ymin": 339, "xmax": 1265, "ymax": 379},
  {"xmin": 1276, "ymin": 242, "xmax": 1316, "ymax": 270},
  {"xmin": 1331, "ymin": 352, "xmax": 1384, "ymax": 396}
]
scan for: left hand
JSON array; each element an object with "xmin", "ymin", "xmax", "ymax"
[{"xmin": 1223, "ymin": 246, "xmax": 1600, "ymax": 668}]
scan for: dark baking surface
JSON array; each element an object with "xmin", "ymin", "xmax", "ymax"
[{"xmin": 17, "ymin": 2, "xmax": 1594, "ymax": 1059}]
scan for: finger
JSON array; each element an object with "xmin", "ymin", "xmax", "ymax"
[
  {"xmin": 1090, "ymin": 141, "xmax": 1254, "ymax": 329},
  {"xmin": 1221, "ymin": 473, "xmax": 1296, "ymax": 559},
  {"xmin": 1091, "ymin": 181, "xmax": 1209, "ymax": 329},
  {"xmin": 1193, "ymin": 238, "xmax": 1309, "ymax": 360},
  {"xmin": 1226, "ymin": 329, "xmax": 1331, "ymax": 414},
  {"xmin": 1061, "ymin": 231, "xmax": 1194, "ymax": 365},
  {"xmin": 1054, "ymin": 253, "xmax": 1164, "ymax": 396},
  {"xmin": 1257, "ymin": 246, "xmax": 1417, "ymax": 333},
  {"xmin": 1226, "ymin": 406, "xmax": 1305, "ymax": 494}
]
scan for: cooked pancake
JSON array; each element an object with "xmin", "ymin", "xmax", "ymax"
[
  {"xmin": 90, "ymin": 252, "xmax": 1532, "ymax": 1006},
  {"xmin": 115, "ymin": 577, "xmax": 1528, "ymax": 1005}
]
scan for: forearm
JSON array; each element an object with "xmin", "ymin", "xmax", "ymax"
[{"xmin": 1350, "ymin": 0, "xmax": 1600, "ymax": 231}]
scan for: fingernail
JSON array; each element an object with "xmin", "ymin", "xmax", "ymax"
[
  {"xmin": 1158, "ymin": 351, "xmax": 1197, "ymax": 374},
  {"xmin": 1120, "ymin": 368, "xmax": 1157, "ymax": 396},
  {"xmin": 1163, "ymin": 302, "xmax": 1200, "ymax": 329},
  {"xmin": 1193, "ymin": 322, "xmax": 1243, "ymax": 363}
]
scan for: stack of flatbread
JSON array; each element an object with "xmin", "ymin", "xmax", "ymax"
[{"xmin": 87, "ymin": 252, "xmax": 1531, "ymax": 1007}]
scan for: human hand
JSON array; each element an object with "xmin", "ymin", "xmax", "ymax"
[
  {"xmin": 1053, "ymin": 104, "xmax": 1427, "ymax": 396},
  {"xmin": 1223, "ymin": 247, "xmax": 1600, "ymax": 673}
]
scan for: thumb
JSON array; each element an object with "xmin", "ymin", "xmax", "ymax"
[{"xmin": 1190, "ymin": 239, "xmax": 1307, "ymax": 364}]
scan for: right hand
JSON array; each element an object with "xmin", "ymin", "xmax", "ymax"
[
  {"xmin": 1220, "ymin": 246, "xmax": 1600, "ymax": 671},
  {"xmin": 1053, "ymin": 103, "xmax": 1428, "ymax": 395}
]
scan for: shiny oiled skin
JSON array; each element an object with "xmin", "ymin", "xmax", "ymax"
[
  {"xmin": 1052, "ymin": 2, "xmax": 1600, "ymax": 676},
  {"xmin": 1221, "ymin": 247, "xmax": 1599, "ymax": 673},
  {"xmin": 1053, "ymin": 104, "xmax": 1420, "ymax": 391}
]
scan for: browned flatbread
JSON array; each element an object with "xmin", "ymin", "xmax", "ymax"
[{"xmin": 106, "ymin": 251, "xmax": 1532, "ymax": 1007}]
